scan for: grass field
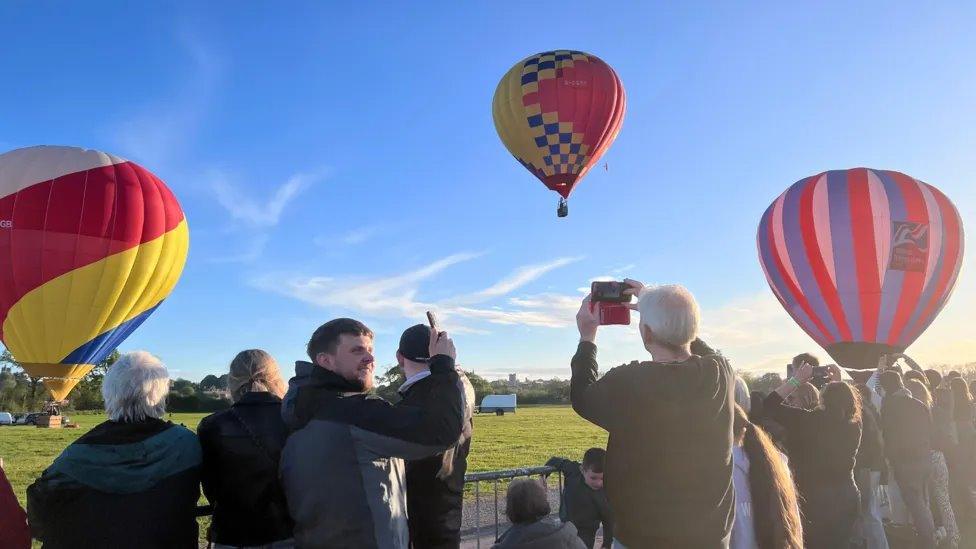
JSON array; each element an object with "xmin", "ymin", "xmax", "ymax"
[{"xmin": 0, "ymin": 405, "xmax": 605, "ymax": 545}]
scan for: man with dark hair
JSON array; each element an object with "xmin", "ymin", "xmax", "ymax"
[
  {"xmin": 792, "ymin": 352, "xmax": 819, "ymax": 370},
  {"xmin": 279, "ymin": 318, "xmax": 464, "ymax": 548},
  {"xmin": 925, "ymin": 369, "xmax": 943, "ymax": 391},
  {"xmin": 546, "ymin": 448, "xmax": 615, "ymax": 548},
  {"xmin": 878, "ymin": 370, "xmax": 936, "ymax": 548},
  {"xmin": 396, "ymin": 324, "xmax": 475, "ymax": 549}
]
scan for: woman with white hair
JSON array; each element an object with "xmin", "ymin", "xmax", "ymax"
[
  {"xmin": 197, "ymin": 349, "xmax": 293, "ymax": 548},
  {"xmin": 27, "ymin": 351, "xmax": 202, "ymax": 548}
]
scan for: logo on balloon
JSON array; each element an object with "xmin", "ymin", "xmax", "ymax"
[
  {"xmin": 562, "ymin": 79, "xmax": 589, "ymax": 88},
  {"xmin": 0, "ymin": 220, "xmax": 11, "ymax": 229},
  {"xmin": 890, "ymin": 221, "xmax": 929, "ymax": 272}
]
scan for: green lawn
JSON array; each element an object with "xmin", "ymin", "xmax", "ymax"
[{"xmin": 0, "ymin": 406, "xmax": 605, "ymax": 544}]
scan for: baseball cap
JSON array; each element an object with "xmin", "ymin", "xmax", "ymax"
[{"xmin": 398, "ymin": 324, "xmax": 432, "ymax": 362}]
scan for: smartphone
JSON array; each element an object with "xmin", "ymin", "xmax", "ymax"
[
  {"xmin": 426, "ymin": 311, "xmax": 439, "ymax": 333},
  {"xmin": 596, "ymin": 301, "xmax": 631, "ymax": 325},
  {"xmin": 591, "ymin": 281, "xmax": 632, "ymax": 303}
]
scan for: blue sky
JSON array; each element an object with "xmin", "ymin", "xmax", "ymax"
[{"xmin": 2, "ymin": 2, "xmax": 975, "ymax": 381}]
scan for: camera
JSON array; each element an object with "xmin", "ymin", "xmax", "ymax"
[
  {"xmin": 591, "ymin": 281, "xmax": 632, "ymax": 326},
  {"xmin": 591, "ymin": 281, "xmax": 631, "ymax": 303},
  {"xmin": 810, "ymin": 366, "xmax": 830, "ymax": 389}
]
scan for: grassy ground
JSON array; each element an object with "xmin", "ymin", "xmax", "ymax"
[{"xmin": 0, "ymin": 406, "xmax": 604, "ymax": 545}]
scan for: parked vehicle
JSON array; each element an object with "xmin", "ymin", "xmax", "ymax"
[
  {"xmin": 0, "ymin": 412, "xmax": 12, "ymax": 425},
  {"xmin": 15, "ymin": 412, "xmax": 42, "ymax": 425}
]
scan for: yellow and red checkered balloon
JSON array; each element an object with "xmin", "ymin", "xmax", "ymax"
[{"xmin": 493, "ymin": 50, "xmax": 625, "ymax": 203}]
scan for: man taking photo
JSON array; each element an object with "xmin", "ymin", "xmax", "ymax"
[
  {"xmin": 571, "ymin": 280, "xmax": 735, "ymax": 548},
  {"xmin": 279, "ymin": 318, "xmax": 464, "ymax": 549}
]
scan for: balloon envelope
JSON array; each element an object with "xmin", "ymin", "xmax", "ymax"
[
  {"xmin": 757, "ymin": 168, "xmax": 964, "ymax": 370},
  {"xmin": 492, "ymin": 50, "xmax": 625, "ymax": 200},
  {"xmin": 0, "ymin": 146, "xmax": 189, "ymax": 399}
]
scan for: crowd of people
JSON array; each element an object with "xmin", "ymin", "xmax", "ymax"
[{"xmin": 0, "ymin": 278, "xmax": 974, "ymax": 548}]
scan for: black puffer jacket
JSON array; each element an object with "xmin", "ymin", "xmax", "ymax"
[
  {"xmin": 400, "ymin": 373, "xmax": 474, "ymax": 549},
  {"xmin": 198, "ymin": 392, "xmax": 293, "ymax": 546}
]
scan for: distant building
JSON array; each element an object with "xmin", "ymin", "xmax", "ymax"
[
  {"xmin": 480, "ymin": 394, "xmax": 517, "ymax": 415},
  {"xmin": 508, "ymin": 373, "xmax": 518, "ymax": 387}
]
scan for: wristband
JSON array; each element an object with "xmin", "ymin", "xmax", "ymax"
[{"xmin": 787, "ymin": 377, "xmax": 801, "ymax": 388}]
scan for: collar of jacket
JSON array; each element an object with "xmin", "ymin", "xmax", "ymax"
[
  {"xmin": 296, "ymin": 360, "xmax": 365, "ymax": 393},
  {"xmin": 234, "ymin": 391, "xmax": 283, "ymax": 406},
  {"xmin": 399, "ymin": 369, "xmax": 432, "ymax": 395}
]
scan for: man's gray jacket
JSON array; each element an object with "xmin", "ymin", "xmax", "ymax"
[{"xmin": 280, "ymin": 356, "xmax": 463, "ymax": 548}]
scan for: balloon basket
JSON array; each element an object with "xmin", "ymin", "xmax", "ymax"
[
  {"xmin": 557, "ymin": 198, "xmax": 568, "ymax": 218},
  {"xmin": 36, "ymin": 414, "xmax": 62, "ymax": 429}
]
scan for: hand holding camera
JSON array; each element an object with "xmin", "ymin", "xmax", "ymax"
[{"xmin": 590, "ymin": 279, "xmax": 643, "ymax": 326}]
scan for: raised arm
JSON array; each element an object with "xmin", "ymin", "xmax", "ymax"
[
  {"xmin": 353, "ymin": 352, "xmax": 464, "ymax": 460},
  {"xmin": 764, "ymin": 362, "xmax": 815, "ymax": 430}
]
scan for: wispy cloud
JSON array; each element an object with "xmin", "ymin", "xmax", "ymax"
[
  {"xmin": 456, "ymin": 257, "xmax": 582, "ymax": 304},
  {"xmin": 107, "ymin": 28, "xmax": 220, "ymax": 167},
  {"xmin": 314, "ymin": 225, "xmax": 385, "ymax": 247},
  {"xmin": 209, "ymin": 169, "xmax": 324, "ymax": 229},
  {"xmin": 251, "ymin": 254, "xmax": 581, "ymax": 330}
]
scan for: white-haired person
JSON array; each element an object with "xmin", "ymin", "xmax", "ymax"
[
  {"xmin": 572, "ymin": 280, "xmax": 735, "ymax": 548},
  {"xmin": 197, "ymin": 350, "xmax": 293, "ymax": 548},
  {"xmin": 27, "ymin": 351, "xmax": 201, "ymax": 548}
]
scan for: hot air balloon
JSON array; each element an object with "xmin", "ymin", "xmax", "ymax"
[
  {"xmin": 0, "ymin": 146, "xmax": 189, "ymax": 401},
  {"xmin": 492, "ymin": 50, "xmax": 625, "ymax": 217},
  {"xmin": 757, "ymin": 168, "xmax": 964, "ymax": 374}
]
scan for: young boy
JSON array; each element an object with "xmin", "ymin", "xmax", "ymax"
[{"xmin": 546, "ymin": 448, "xmax": 615, "ymax": 548}]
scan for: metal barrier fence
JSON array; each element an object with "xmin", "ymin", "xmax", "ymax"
[{"xmin": 194, "ymin": 465, "xmax": 563, "ymax": 549}]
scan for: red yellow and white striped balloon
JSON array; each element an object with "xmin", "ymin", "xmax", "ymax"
[{"xmin": 0, "ymin": 146, "xmax": 189, "ymax": 400}]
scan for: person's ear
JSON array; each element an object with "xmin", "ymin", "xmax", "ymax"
[
  {"xmin": 396, "ymin": 351, "xmax": 405, "ymax": 367},
  {"xmin": 315, "ymin": 352, "xmax": 332, "ymax": 370},
  {"xmin": 639, "ymin": 323, "xmax": 654, "ymax": 346}
]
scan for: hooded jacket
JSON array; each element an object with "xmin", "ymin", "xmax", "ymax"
[
  {"xmin": 545, "ymin": 457, "xmax": 614, "ymax": 548},
  {"xmin": 881, "ymin": 389, "xmax": 933, "ymax": 466},
  {"xmin": 493, "ymin": 519, "xmax": 588, "ymax": 549},
  {"xmin": 26, "ymin": 419, "xmax": 201, "ymax": 549},
  {"xmin": 279, "ymin": 355, "xmax": 463, "ymax": 549}
]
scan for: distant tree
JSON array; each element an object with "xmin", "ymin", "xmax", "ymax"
[
  {"xmin": 464, "ymin": 371, "xmax": 492, "ymax": 406},
  {"xmin": 374, "ymin": 364, "xmax": 405, "ymax": 403},
  {"xmin": 199, "ymin": 374, "xmax": 222, "ymax": 391}
]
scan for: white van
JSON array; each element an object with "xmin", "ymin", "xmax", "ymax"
[{"xmin": 0, "ymin": 412, "xmax": 13, "ymax": 425}]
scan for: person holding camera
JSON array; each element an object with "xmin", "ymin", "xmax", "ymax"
[
  {"xmin": 764, "ymin": 362, "xmax": 862, "ymax": 549},
  {"xmin": 571, "ymin": 280, "xmax": 735, "ymax": 548}
]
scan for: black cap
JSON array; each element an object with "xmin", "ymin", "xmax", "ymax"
[{"xmin": 398, "ymin": 324, "xmax": 432, "ymax": 362}]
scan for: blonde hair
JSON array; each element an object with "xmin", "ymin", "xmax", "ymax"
[
  {"xmin": 905, "ymin": 378, "xmax": 933, "ymax": 409},
  {"xmin": 228, "ymin": 349, "xmax": 286, "ymax": 403},
  {"xmin": 436, "ymin": 370, "xmax": 476, "ymax": 479}
]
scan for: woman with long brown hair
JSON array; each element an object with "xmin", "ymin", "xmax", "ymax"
[
  {"xmin": 730, "ymin": 404, "xmax": 803, "ymax": 549},
  {"xmin": 764, "ymin": 363, "xmax": 862, "ymax": 549},
  {"xmin": 905, "ymin": 378, "xmax": 959, "ymax": 548}
]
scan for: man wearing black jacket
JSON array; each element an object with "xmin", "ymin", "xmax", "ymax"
[
  {"xmin": 546, "ymin": 448, "xmax": 614, "ymax": 548},
  {"xmin": 280, "ymin": 318, "xmax": 464, "ymax": 549},
  {"xmin": 571, "ymin": 280, "xmax": 734, "ymax": 548},
  {"xmin": 396, "ymin": 324, "xmax": 475, "ymax": 549}
]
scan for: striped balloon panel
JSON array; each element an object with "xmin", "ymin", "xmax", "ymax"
[
  {"xmin": 493, "ymin": 50, "xmax": 625, "ymax": 199},
  {"xmin": 757, "ymin": 168, "xmax": 964, "ymax": 360},
  {"xmin": 0, "ymin": 146, "xmax": 188, "ymax": 395}
]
